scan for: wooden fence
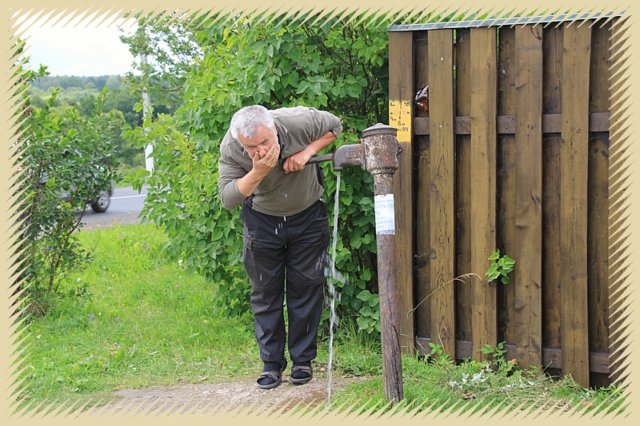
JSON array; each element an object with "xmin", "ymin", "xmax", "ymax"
[{"xmin": 388, "ymin": 15, "xmax": 615, "ymax": 387}]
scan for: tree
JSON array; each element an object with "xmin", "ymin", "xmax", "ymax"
[
  {"xmin": 15, "ymin": 78, "xmax": 119, "ymax": 316},
  {"xmin": 120, "ymin": 12, "xmax": 202, "ymax": 172},
  {"xmin": 120, "ymin": 12, "xmax": 202, "ymax": 117},
  {"xmin": 104, "ymin": 83, "xmax": 142, "ymax": 127},
  {"xmin": 28, "ymin": 76, "xmax": 142, "ymax": 168},
  {"xmin": 105, "ymin": 75, "xmax": 122, "ymax": 90},
  {"xmin": 129, "ymin": 12, "xmax": 392, "ymax": 333}
]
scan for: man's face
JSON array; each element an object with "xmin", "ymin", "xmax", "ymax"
[{"xmin": 238, "ymin": 125, "xmax": 278, "ymax": 159}]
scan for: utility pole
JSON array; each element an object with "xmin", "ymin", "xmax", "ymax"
[{"xmin": 141, "ymin": 52, "xmax": 154, "ymax": 173}]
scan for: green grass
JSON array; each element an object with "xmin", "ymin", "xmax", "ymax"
[
  {"xmin": 15, "ymin": 223, "xmax": 627, "ymax": 417},
  {"xmin": 18, "ymin": 223, "xmax": 257, "ymax": 408},
  {"xmin": 327, "ymin": 355, "xmax": 627, "ymax": 416}
]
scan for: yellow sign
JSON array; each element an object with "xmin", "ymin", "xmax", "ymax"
[{"xmin": 389, "ymin": 100, "xmax": 412, "ymax": 143}]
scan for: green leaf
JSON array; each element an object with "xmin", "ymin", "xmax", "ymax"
[
  {"xmin": 356, "ymin": 290, "xmax": 371, "ymax": 302},
  {"xmin": 488, "ymin": 250, "xmax": 500, "ymax": 261},
  {"xmin": 486, "ymin": 264, "xmax": 498, "ymax": 278},
  {"xmin": 480, "ymin": 344, "xmax": 494, "ymax": 355},
  {"xmin": 350, "ymin": 235, "xmax": 362, "ymax": 249}
]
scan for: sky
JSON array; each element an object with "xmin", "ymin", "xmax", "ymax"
[{"xmin": 16, "ymin": 12, "xmax": 137, "ymax": 77}]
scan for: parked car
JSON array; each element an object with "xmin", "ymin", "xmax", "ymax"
[
  {"xmin": 89, "ymin": 182, "xmax": 114, "ymax": 213},
  {"xmin": 59, "ymin": 181, "xmax": 115, "ymax": 214}
]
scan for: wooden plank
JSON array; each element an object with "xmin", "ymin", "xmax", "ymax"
[
  {"xmin": 412, "ymin": 112, "xmax": 609, "ymax": 135},
  {"xmin": 414, "ymin": 30, "xmax": 431, "ymax": 339},
  {"xmin": 427, "ymin": 29, "xmax": 456, "ymax": 356},
  {"xmin": 454, "ymin": 28, "xmax": 473, "ymax": 346},
  {"xmin": 496, "ymin": 27, "xmax": 517, "ymax": 348},
  {"xmin": 415, "ymin": 337, "xmax": 610, "ymax": 373},
  {"xmin": 469, "ymin": 27, "xmax": 497, "ymax": 360},
  {"xmin": 388, "ymin": 31, "xmax": 415, "ymax": 354},
  {"xmin": 542, "ymin": 26, "xmax": 563, "ymax": 352},
  {"xmin": 560, "ymin": 22, "xmax": 592, "ymax": 387},
  {"xmin": 545, "ymin": 113, "xmax": 609, "ymax": 133},
  {"xmin": 588, "ymin": 20, "xmax": 611, "ymax": 386},
  {"xmin": 514, "ymin": 25, "xmax": 543, "ymax": 368}
]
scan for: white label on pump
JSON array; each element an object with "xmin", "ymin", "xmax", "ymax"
[{"xmin": 374, "ymin": 194, "xmax": 396, "ymax": 235}]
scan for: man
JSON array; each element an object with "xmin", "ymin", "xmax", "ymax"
[{"xmin": 218, "ymin": 105, "xmax": 342, "ymax": 389}]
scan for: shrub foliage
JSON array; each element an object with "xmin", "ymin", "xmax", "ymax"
[
  {"xmin": 129, "ymin": 13, "xmax": 392, "ymax": 333},
  {"xmin": 16, "ymin": 72, "xmax": 119, "ymax": 315}
]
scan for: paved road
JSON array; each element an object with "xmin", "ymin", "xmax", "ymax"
[{"xmin": 82, "ymin": 186, "xmax": 148, "ymax": 230}]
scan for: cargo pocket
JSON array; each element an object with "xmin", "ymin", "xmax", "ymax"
[
  {"xmin": 243, "ymin": 234, "xmax": 285, "ymax": 290},
  {"xmin": 286, "ymin": 216, "xmax": 329, "ymax": 285}
]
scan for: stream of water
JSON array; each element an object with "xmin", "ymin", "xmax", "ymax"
[{"xmin": 326, "ymin": 171, "xmax": 341, "ymax": 405}]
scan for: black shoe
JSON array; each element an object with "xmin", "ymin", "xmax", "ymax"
[
  {"xmin": 257, "ymin": 360, "xmax": 287, "ymax": 389},
  {"xmin": 289, "ymin": 365, "xmax": 313, "ymax": 385}
]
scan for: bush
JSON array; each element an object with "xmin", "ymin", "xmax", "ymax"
[
  {"xmin": 15, "ymin": 87, "xmax": 118, "ymax": 316},
  {"xmin": 128, "ymin": 12, "xmax": 390, "ymax": 333}
]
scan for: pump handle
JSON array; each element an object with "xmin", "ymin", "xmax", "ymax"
[{"xmin": 306, "ymin": 153, "xmax": 334, "ymax": 164}]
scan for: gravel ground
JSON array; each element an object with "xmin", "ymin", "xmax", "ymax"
[{"xmin": 93, "ymin": 375, "xmax": 364, "ymax": 416}]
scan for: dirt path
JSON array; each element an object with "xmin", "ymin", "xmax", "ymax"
[{"xmin": 94, "ymin": 375, "xmax": 364, "ymax": 415}]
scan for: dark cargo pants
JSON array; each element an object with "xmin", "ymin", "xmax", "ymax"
[{"xmin": 241, "ymin": 200, "xmax": 328, "ymax": 365}]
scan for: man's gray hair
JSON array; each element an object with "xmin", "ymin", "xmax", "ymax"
[{"xmin": 229, "ymin": 105, "xmax": 275, "ymax": 140}]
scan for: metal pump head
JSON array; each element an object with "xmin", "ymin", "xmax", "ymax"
[
  {"xmin": 305, "ymin": 123, "xmax": 399, "ymax": 172},
  {"xmin": 361, "ymin": 123, "xmax": 400, "ymax": 175}
]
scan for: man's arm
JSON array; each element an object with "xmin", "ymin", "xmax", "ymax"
[
  {"xmin": 282, "ymin": 131, "xmax": 336, "ymax": 174},
  {"xmin": 218, "ymin": 155, "xmax": 248, "ymax": 210},
  {"xmin": 281, "ymin": 108, "xmax": 342, "ymax": 174}
]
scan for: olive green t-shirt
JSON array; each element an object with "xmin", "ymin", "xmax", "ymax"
[{"xmin": 218, "ymin": 106, "xmax": 343, "ymax": 216}]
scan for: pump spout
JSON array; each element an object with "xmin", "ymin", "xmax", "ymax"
[
  {"xmin": 307, "ymin": 144, "xmax": 364, "ymax": 171},
  {"xmin": 331, "ymin": 144, "xmax": 364, "ymax": 171}
]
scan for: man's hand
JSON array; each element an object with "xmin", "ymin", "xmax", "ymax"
[
  {"xmin": 282, "ymin": 150, "xmax": 312, "ymax": 174},
  {"xmin": 236, "ymin": 142, "xmax": 280, "ymax": 197},
  {"xmin": 281, "ymin": 131, "xmax": 336, "ymax": 174},
  {"xmin": 252, "ymin": 142, "xmax": 280, "ymax": 177}
]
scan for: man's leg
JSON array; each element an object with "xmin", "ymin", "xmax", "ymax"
[
  {"xmin": 285, "ymin": 201, "xmax": 329, "ymax": 380},
  {"xmin": 286, "ymin": 281, "xmax": 324, "ymax": 364},
  {"xmin": 242, "ymin": 206, "xmax": 287, "ymax": 386}
]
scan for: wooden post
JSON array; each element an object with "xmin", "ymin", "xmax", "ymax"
[
  {"xmin": 388, "ymin": 31, "xmax": 415, "ymax": 355},
  {"xmin": 497, "ymin": 27, "xmax": 519, "ymax": 354},
  {"xmin": 470, "ymin": 27, "xmax": 498, "ymax": 359},
  {"xmin": 542, "ymin": 26, "xmax": 564, "ymax": 359},
  {"xmin": 588, "ymin": 20, "xmax": 612, "ymax": 387},
  {"xmin": 560, "ymin": 22, "xmax": 592, "ymax": 388},
  {"xmin": 414, "ymin": 31, "xmax": 431, "ymax": 342},
  {"xmin": 514, "ymin": 25, "xmax": 543, "ymax": 368},
  {"xmin": 455, "ymin": 28, "xmax": 474, "ymax": 350},
  {"xmin": 427, "ymin": 29, "xmax": 456, "ymax": 357}
]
